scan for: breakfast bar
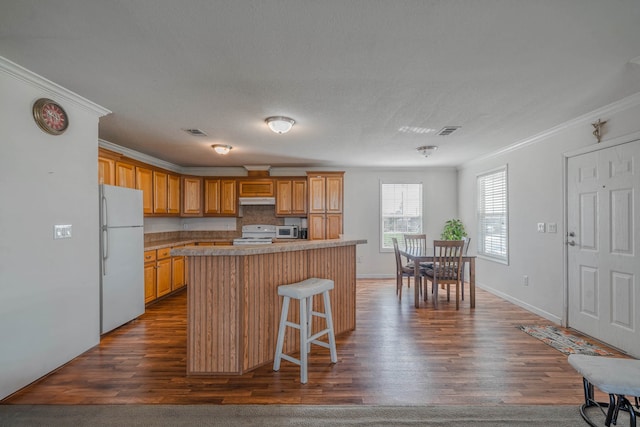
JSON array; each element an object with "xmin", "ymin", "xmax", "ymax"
[{"xmin": 172, "ymin": 238, "xmax": 366, "ymax": 376}]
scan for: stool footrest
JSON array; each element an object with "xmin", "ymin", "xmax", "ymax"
[
  {"xmin": 279, "ymin": 353, "xmax": 301, "ymax": 367},
  {"xmin": 307, "ymin": 328, "xmax": 332, "ymax": 344}
]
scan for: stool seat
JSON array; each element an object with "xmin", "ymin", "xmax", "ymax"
[
  {"xmin": 569, "ymin": 354, "xmax": 640, "ymax": 397},
  {"xmin": 273, "ymin": 277, "xmax": 337, "ymax": 384},
  {"xmin": 278, "ymin": 278, "xmax": 334, "ymax": 299},
  {"xmin": 568, "ymin": 354, "xmax": 640, "ymax": 427}
]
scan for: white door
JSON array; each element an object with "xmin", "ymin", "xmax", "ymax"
[{"xmin": 567, "ymin": 141, "xmax": 640, "ymax": 357}]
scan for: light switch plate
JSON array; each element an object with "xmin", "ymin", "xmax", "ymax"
[
  {"xmin": 537, "ymin": 222, "xmax": 545, "ymax": 233},
  {"xmin": 547, "ymin": 223, "xmax": 557, "ymax": 233},
  {"xmin": 54, "ymin": 224, "xmax": 72, "ymax": 239}
]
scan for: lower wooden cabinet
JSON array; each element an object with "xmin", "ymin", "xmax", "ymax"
[
  {"xmin": 143, "ymin": 250, "xmax": 157, "ymax": 304},
  {"xmin": 171, "ymin": 246, "xmax": 185, "ymax": 291},
  {"xmin": 144, "ymin": 245, "xmax": 187, "ymax": 305},
  {"xmin": 156, "ymin": 249, "xmax": 172, "ymax": 298}
]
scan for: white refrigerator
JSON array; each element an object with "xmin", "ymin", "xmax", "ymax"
[{"xmin": 99, "ymin": 184, "xmax": 145, "ymax": 334}]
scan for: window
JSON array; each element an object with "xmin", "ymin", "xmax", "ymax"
[
  {"xmin": 477, "ymin": 166, "xmax": 508, "ymax": 263},
  {"xmin": 380, "ymin": 182, "xmax": 422, "ymax": 250}
]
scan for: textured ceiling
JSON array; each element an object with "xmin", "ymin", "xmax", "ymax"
[{"xmin": 2, "ymin": 1, "xmax": 640, "ymax": 168}]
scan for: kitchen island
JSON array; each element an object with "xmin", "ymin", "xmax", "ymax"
[{"xmin": 172, "ymin": 238, "xmax": 366, "ymax": 376}]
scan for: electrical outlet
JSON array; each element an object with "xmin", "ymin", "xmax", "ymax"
[
  {"xmin": 537, "ymin": 223, "xmax": 545, "ymax": 233},
  {"xmin": 54, "ymin": 224, "xmax": 72, "ymax": 239},
  {"xmin": 523, "ymin": 275, "xmax": 529, "ymax": 286},
  {"xmin": 547, "ymin": 223, "xmax": 557, "ymax": 233},
  {"xmin": 357, "ymin": 256, "xmax": 362, "ymax": 263}
]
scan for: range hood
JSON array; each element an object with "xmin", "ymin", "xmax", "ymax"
[{"xmin": 238, "ymin": 197, "xmax": 276, "ymax": 206}]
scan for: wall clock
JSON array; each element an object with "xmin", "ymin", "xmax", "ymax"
[{"xmin": 32, "ymin": 98, "xmax": 69, "ymax": 135}]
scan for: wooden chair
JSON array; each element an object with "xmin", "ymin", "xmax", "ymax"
[
  {"xmin": 392, "ymin": 237, "xmax": 421, "ymax": 301},
  {"xmin": 422, "ymin": 240, "xmax": 464, "ymax": 309},
  {"xmin": 460, "ymin": 236, "xmax": 471, "ymax": 301},
  {"xmin": 404, "ymin": 234, "xmax": 430, "ymax": 269}
]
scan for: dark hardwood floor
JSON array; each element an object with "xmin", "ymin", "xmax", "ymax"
[{"xmin": 2, "ymin": 279, "xmax": 625, "ymax": 405}]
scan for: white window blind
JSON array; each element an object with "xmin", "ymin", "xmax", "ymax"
[
  {"xmin": 380, "ymin": 182, "xmax": 422, "ymax": 250},
  {"xmin": 477, "ymin": 166, "xmax": 508, "ymax": 263}
]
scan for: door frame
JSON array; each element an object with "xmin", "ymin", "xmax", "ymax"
[{"xmin": 562, "ymin": 131, "xmax": 640, "ymax": 328}]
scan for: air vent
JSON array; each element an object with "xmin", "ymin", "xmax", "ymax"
[
  {"xmin": 437, "ymin": 126, "xmax": 461, "ymax": 136},
  {"xmin": 183, "ymin": 128, "xmax": 208, "ymax": 137}
]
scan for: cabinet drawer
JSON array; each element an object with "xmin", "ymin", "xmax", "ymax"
[
  {"xmin": 157, "ymin": 247, "xmax": 172, "ymax": 259},
  {"xmin": 144, "ymin": 250, "xmax": 156, "ymax": 263}
]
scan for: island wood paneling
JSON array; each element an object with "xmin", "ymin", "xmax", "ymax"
[{"xmin": 186, "ymin": 244, "xmax": 357, "ymax": 376}]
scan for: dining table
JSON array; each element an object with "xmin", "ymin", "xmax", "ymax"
[{"xmin": 398, "ymin": 246, "xmax": 476, "ymax": 309}]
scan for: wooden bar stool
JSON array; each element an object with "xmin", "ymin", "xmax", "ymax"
[{"xmin": 273, "ymin": 278, "xmax": 338, "ymax": 384}]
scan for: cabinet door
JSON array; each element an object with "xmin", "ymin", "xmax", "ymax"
[
  {"xmin": 182, "ymin": 176, "xmax": 203, "ymax": 216},
  {"xmin": 220, "ymin": 179, "xmax": 237, "ymax": 216},
  {"xmin": 308, "ymin": 214, "xmax": 326, "ymax": 240},
  {"xmin": 156, "ymin": 257, "xmax": 172, "ymax": 298},
  {"xmin": 98, "ymin": 157, "xmax": 115, "ymax": 185},
  {"xmin": 238, "ymin": 179, "xmax": 274, "ymax": 197},
  {"xmin": 291, "ymin": 179, "xmax": 308, "ymax": 215},
  {"xmin": 144, "ymin": 262, "xmax": 156, "ymax": 304},
  {"xmin": 204, "ymin": 179, "xmax": 221, "ymax": 214},
  {"xmin": 326, "ymin": 213, "xmax": 343, "ymax": 239},
  {"xmin": 172, "ymin": 256, "xmax": 185, "ymax": 290},
  {"xmin": 308, "ymin": 176, "xmax": 326, "ymax": 213},
  {"xmin": 326, "ymin": 175, "xmax": 343, "ymax": 213},
  {"xmin": 153, "ymin": 171, "xmax": 168, "ymax": 214},
  {"xmin": 115, "ymin": 162, "xmax": 135, "ymax": 188},
  {"xmin": 275, "ymin": 180, "xmax": 292, "ymax": 215},
  {"xmin": 136, "ymin": 167, "xmax": 153, "ymax": 215},
  {"xmin": 167, "ymin": 174, "xmax": 181, "ymax": 214}
]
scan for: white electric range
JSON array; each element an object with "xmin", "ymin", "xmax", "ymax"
[{"xmin": 233, "ymin": 224, "xmax": 276, "ymax": 245}]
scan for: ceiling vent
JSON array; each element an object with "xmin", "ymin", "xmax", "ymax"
[
  {"xmin": 183, "ymin": 128, "xmax": 208, "ymax": 137},
  {"xmin": 437, "ymin": 126, "xmax": 461, "ymax": 136}
]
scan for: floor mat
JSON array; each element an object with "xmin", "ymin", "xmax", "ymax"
[{"xmin": 517, "ymin": 325, "xmax": 614, "ymax": 356}]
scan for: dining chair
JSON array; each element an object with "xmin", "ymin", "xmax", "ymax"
[
  {"xmin": 422, "ymin": 240, "xmax": 465, "ymax": 309},
  {"xmin": 403, "ymin": 234, "xmax": 431, "ymax": 269},
  {"xmin": 392, "ymin": 237, "xmax": 421, "ymax": 301},
  {"xmin": 460, "ymin": 236, "xmax": 471, "ymax": 301}
]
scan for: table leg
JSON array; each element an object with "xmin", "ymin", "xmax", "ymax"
[{"xmin": 470, "ymin": 257, "xmax": 475, "ymax": 308}]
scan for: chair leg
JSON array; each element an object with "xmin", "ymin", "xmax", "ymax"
[
  {"xmin": 273, "ymin": 296, "xmax": 290, "ymax": 371},
  {"xmin": 455, "ymin": 282, "xmax": 460, "ymax": 310},
  {"xmin": 299, "ymin": 297, "xmax": 308, "ymax": 384},
  {"xmin": 322, "ymin": 290, "xmax": 338, "ymax": 364}
]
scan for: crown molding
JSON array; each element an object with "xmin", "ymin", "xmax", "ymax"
[
  {"xmin": 0, "ymin": 56, "xmax": 111, "ymax": 117},
  {"xmin": 463, "ymin": 91, "xmax": 640, "ymax": 167},
  {"xmin": 99, "ymin": 139, "xmax": 181, "ymax": 172}
]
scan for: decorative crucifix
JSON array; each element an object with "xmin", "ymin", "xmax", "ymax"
[{"xmin": 591, "ymin": 119, "xmax": 607, "ymax": 143}]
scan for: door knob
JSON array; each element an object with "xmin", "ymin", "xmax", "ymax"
[{"xmin": 567, "ymin": 240, "xmax": 576, "ymax": 246}]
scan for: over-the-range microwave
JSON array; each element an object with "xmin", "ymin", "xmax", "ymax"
[{"xmin": 276, "ymin": 225, "xmax": 299, "ymax": 239}]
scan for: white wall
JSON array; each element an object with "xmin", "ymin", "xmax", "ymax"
[
  {"xmin": 457, "ymin": 93, "xmax": 640, "ymax": 323},
  {"xmin": 343, "ymin": 167, "xmax": 458, "ymax": 277},
  {"xmin": 0, "ymin": 58, "xmax": 108, "ymax": 399}
]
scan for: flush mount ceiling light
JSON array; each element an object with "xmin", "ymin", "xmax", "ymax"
[
  {"xmin": 212, "ymin": 144, "xmax": 233, "ymax": 155},
  {"xmin": 416, "ymin": 145, "xmax": 438, "ymax": 158},
  {"xmin": 265, "ymin": 116, "xmax": 295, "ymax": 134}
]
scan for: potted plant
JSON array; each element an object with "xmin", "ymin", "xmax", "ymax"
[{"xmin": 441, "ymin": 219, "xmax": 467, "ymax": 240}]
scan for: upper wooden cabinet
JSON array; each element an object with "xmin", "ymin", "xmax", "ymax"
[
  {"xmin": 306, "ymin": 172, "xmax": 344, "ymax": 239},
  {"xmin": 181, "ymin": 176, "xmax": 203, "ymax": 217},
  {"xmin": 204, "ymin": 178, "xmax": 237, "ymax": 216},
  {"xmin": 276, "ymin": 178, "xmax": 307, "ymax": 216},
  {"xmin": 238, "ymin": 179, "xmax": 274, "ymax": 197},
  {"xmin": 152, "ymin": 171, "xmax": 180, "ymax": 216},
  {"xmin": 153, "ymin": 171, "xmax": 168, "ymax": 214},
  {"xmin": 115, "ymin": 161, "xmax": 136, "ymax": 189},
  {"xmin": 136, "ymin": 166, "xmax": 153, "ymax": 215},
  {"xmin": 167, "ymin": 174, "xmax": 180, "ymax": 214},
  {"xmin": 98, "ymin": 156, "xmax": 115, "ymax": 185}
]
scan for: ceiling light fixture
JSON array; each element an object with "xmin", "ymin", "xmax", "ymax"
[
  {"xmin": 212, "ymin": 144, "xmax": 233, "ymax": 155},
  {"xmin": 265, "ymin": 116, "xmax": 295, "ymax": 134},
  {"xmin": 416, "ymin": 145, "xmax": 438, "ymax": 158}
]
